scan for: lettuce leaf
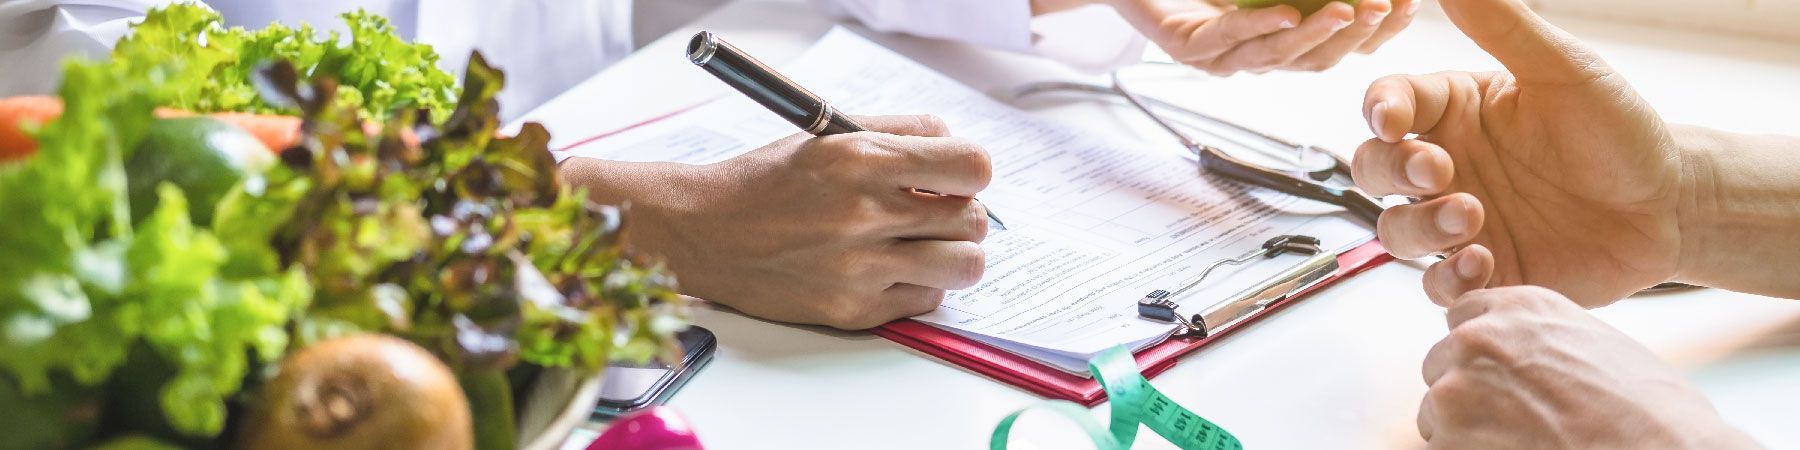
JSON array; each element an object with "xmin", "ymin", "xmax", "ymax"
[
  {"xmin": 112, "ymin": 3, "xmax": 459, "ymax": 122},
  {"xmin": 0, "ymin": 60, "xmax": 306, "ymax": 439},
  {"xmin": 0, "ymin": 61, "xmax": 154, "ymax": 394}
]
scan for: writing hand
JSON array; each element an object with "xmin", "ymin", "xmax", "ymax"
[{"xmin": 563, "ymin": 115, "xmax": 990, "ymax": 329}]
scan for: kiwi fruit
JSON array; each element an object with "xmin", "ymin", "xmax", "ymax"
[{"xmin": 237, "ymin": 335, "xmax": 471, "ymax": 450}]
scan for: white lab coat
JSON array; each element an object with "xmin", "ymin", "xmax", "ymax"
[{"xmin": 0, "ymin": 0, "xmax": 1143, "ymax": 120}]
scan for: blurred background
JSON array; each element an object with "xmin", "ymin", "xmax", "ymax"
[{"xmin": 636, "ymin": 0, "xmax": 1800, "ymax": 50}]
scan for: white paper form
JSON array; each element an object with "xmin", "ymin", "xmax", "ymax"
[{"xmin": 556, "ymin": 28, "xmax": 1373, "ymax": 371}]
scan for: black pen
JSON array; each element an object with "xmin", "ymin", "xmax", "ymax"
[{"xmin": 685, "ymin": 31, "xmax": 1006, "ymax": 230}]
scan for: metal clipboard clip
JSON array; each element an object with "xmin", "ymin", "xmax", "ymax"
[{"xmin": 1136, "ymin": 235, "xmax": 1340, "ymax": 339}]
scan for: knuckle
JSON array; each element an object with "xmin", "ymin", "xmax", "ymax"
[
  {"xmin": 1351, "ymin": 140, "xmax": 1383, "ymax": 187},
  {"xmin": 1255, "ymin": 53, "xmax": 1291, "ymax": 69},
  {"xmin": 842, "ymin": 134, "xmax": 887, "ymax": 161},
  {"xmin": 827, "ymin": 196, "xmax": 883, "ymax": 238},
  {"xmin": 1427, "ymin": 371, "xmax": 1474, "ymax": 407},
  {"xmin": 969, "ymin": 203, "xmax": 991, "ymax": 243},
  {"xmin": 1448, "ymin": 319, "xmax": 1514, "ymax": 363},
  {"xmin": 800, "ymin": 136, "xmax": 871, "ymax": 180},
  {"xmin": 845, "ymin": 195, "xmax": 883, "ymax": 223},
  {"xmin": 1295, "ymin": 58, "xmax": 1336, "ymax": 72},
  {"xmin": 1200, "ymin": 65, "xmax": 1237, "ymax": 77},
  {"xmin": 915, "ymin": 289, "xmax": 948, "ymax": 313},
  {"xmin": 1374, "ymin": 210, "xmax": 1427, "ymax": 257},
  {"xmin": 819, "ymin": 299, "xmax": 873, "ymax": 330},
  {"xmin": 914, "ymin": 115, "xmax": 951, "ymax": 136},
  {"xmin": 1447, "ymin": 320, "xmax": 1495, "ymax": 350},
  {"xmin": 945, "ymin": 137, "xmax": 993, "ymax": 187},
  {"xmin": 951, "ymin": 243, "xmax": 986, "ymax": 288},
  {"xmin": 1154, "ymin": 18, "xmax": 1191, "ymax": 43}
]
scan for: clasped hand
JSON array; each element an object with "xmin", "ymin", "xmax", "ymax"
[
  {"xmin": 1100, "ymin": 0, "xmax": 1417, "ymax": 75},
  {"xmin": 1418, "ymin": 287, "xmax": 1758, "ymax": 449}
]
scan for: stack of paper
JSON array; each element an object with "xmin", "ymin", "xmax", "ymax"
[{"xmin": 554, "ymin": 28, "xmax": 1372, "ymax": 374}]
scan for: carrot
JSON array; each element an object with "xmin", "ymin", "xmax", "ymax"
[
  {"xmin": 204, "ymin": 112, "xmax": 303, "ymax": 151},
  {"xmin": 0, "ymin": 96, "xmax": 304, "ymax": 163},
  {"xmin": 0, "ymin": 96, "xmax": 64, "ymax": 161}
]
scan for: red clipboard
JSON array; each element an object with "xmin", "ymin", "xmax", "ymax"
[
  {"xmin": 872, "ymin": 241, "xmax": 1393, "ymax": 406},
  {"xmin": 553, "ymin": 102, "xmax": 1396, "ymax": 406}
]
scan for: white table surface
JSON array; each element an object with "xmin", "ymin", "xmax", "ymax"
[{"xmin": 523, "ymin": 2, "xmax": 1800, "ymax": 448}]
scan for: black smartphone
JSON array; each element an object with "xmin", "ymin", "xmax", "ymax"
[{"xmin": 592, "ymin": 326, "xmax": 716, "ymax": 418}]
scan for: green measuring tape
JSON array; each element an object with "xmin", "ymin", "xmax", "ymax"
[{"xmin": 990, "ymin": 346, "xmax": 1243, "ymax": 450}]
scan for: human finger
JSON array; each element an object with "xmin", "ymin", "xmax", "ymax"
[
  {"xmin": 882, "ymin": 240, "xmax": 985, "ymax": 290},
  {"xmin": 1440, "ymin": 0, "xmax": 1612, "ymax": 85},
  {"xmin": 1423, "ymin": 245, "xmax": 1494, "ymax": 306},
  {"xmin": 846, "ymin": 134, "xmax": 992, "ymax": 197},
  {"xmin": 1421, "ymin": 334, "xmax": 1457, "ymax": 386},
  {"xmin": 1416, "ymin": 392, "xmax": 1436, "ymax": 442},
  {"xmin": 1211, "ymin": 2, "xmax": 1354, "ymax": 71},
  {"xmin": 1174, "ymin": 5, "xmax": 1304, "ymax": 64},
  {"xmin": 879, "ymin": 283, "xmax": 949, "ymax": 322},
  {"xmin": 852, "ymin": 114, "xmax": 952, "ymax": 137},
  {"xmin": 1357, "ymin": 0, "xmax": 1419, "ymax": 53},
  {"xmin": 891, "ymin": 195, "xmax": 989, "ymax": 242},
  {"xmin": 1351, "ymin": 138, "xmax": 1453, "ymax": 196},
  {"xmin": 1375, "ymin": 193, "xmax": 1483, "ymax": 259},
  {"xmin": 1444, "ymin": 287, "xmax": 1530, "ymax": 328},
  {"xmin": 1417, "ymin": 371, "xmax": 1478, "ymax": 446},
  {"xmin": 1285, "ymin": 0, "xmax": 1387, "ymax": 70},
  {"xmin": 1363, "ymin": 73, "xmax": 1454, "ymax": 143}
]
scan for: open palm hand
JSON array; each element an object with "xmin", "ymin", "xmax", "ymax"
[{"xmin": 1351, "ymin": 0, "xmax": 1685, "ymax": 306}]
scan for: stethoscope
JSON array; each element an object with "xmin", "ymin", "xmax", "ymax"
[{"xmin": 1010, "ymin": 71, "xmax": 1692, "ymax": 294}]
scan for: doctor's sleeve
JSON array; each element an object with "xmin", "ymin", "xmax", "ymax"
[
  {"xmin": 0, "ymin": 0, "xmax": 174, "ymax": 97},
  {"xmin": 806, "ymin": 0, "xmax": 1147, "ymax": 72}
]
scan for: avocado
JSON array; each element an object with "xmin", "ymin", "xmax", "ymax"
[{"xmin": 126, "ymin": 117, "xmax": 274, "ymax": 226}]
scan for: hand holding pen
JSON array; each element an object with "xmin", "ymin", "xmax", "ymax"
[
  {"xmin": 688, "ymin": 31, "xmax": 1006, "ymax": 230},
  {"xmin": 566, "ymin": 32, "xmax": 1000, "ymax": 330}
]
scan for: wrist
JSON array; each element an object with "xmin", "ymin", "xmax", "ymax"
[
  {"xmin": 1670, "ymin": 125, "xmax": 1800, "ymax": 295},
  {"xmin": 1673, "ymin": 124, "xmax": 1723, "ymax": 286}
]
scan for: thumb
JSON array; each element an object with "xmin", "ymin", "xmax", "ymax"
[{"xmin": 1440, "ymin": 0, "xmax": 1610, "ymax": 84}]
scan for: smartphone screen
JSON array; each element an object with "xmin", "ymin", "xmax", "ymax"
[
  {"xmin": 597, "ymin": 364, "xmax": 674, "ymax": 404},
  {"xmin": 594, "ymin": 326, "xmax": 715, "ymax": 416}
]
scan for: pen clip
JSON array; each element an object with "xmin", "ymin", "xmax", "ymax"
[
  {"xmin": 1136, "ymin": 235, "xmax": 1339, "ymax": 338},
  {"xmin": 1188, "ymin": 250, "xmax": 1338, "ymax": 338}
]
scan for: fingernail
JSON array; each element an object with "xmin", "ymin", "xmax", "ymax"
[
  {"xmin": 1454, "ymin": 251, "xmax": 1482, "ymax": 280},
  {"xmin": 1405, "ymin": 0, "xmax": 1420, "ymax": 16},
  {"xmin": 1333, "ymin": 18, "xmax": 1355, "ymax": 31},
  {"xmin": 1363, "ymin": 10, "xmax": 1389, "ymax": 25},
  {"xmin": 1369, "ymin": 101, "xmax": 1389, "ymax": 138},
  {"xmin": 1436, "ymin": 197, "xmax": 1470, "ymax": 235},
  {"xmin": 1279, "ymin": 20, "xmax": 1296, "ymax": 29},
  {"xmin": 1404, "ymin": 151, "xmax": 1435, "ymax": 190}
]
